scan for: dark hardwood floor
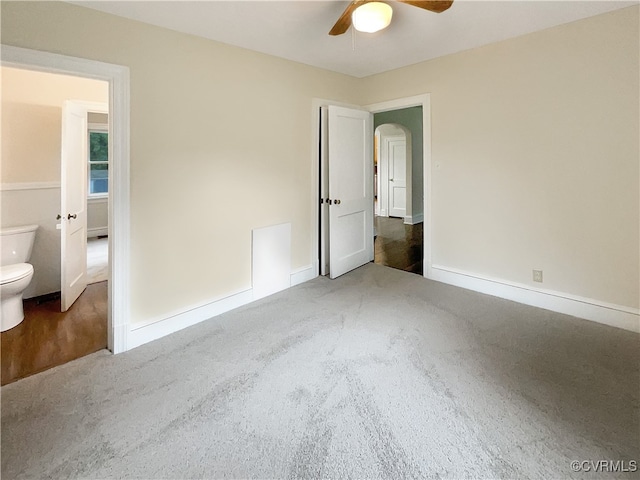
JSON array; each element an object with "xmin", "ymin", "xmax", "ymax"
[
  {"xmin": 1, "ymin": 281, "xmax": 107, "ymax": 385},
  {"xmin": 374, "ymin": 216, "xmax": 423, "ymax": 275}
]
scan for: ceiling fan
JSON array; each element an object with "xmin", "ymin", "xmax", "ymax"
[{"xmin": 329, "ymin": 0, "xmax": 453, "ymax": 36}]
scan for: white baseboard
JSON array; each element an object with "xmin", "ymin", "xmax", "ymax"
[
  {"xmin": 429, "ymin": 265, "xmax": 640, "ymax": 333},
  {"xmin": 404, "ymin": 213, "xmax": 424, "ymax": 225},
  {"xmin": 127, "ymin": 263, "xmax": 320, "ymax": 351},
  {"xmin": 87, "ymin": 227, "xmax": 108, "ymax": 238},
  {"xmin": 128, "ymin": 288, "xmax": 254, "ymax": 350},
  {"xmin": 291, "ymin": 264, "xmax": 317, "ymax": 287}
]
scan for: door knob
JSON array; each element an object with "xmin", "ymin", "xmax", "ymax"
[
  {"xmin": 67, "ymin": 213, "xmax": 77, "ymax": 220},
  {"xmin": 335, "ymin": 199, "xmax": 341, "ymax": 205},
  {"xmin": 56, "ymin": 214, "xmax": 62, "ymax": 220}
]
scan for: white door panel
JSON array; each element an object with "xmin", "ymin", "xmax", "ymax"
[
  {"xmin": 61, "ymin": 101, "xmax": 88, "ymax": 312},
  {"xmin": 327, "ymin": 106, "xmax": 373, "ymax": 279},
  {"xmin": 388, "ymin": 138, "xmax": 407, "ymax": 218}
]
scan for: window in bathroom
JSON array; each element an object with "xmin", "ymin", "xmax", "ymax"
[{"xmin": 88, "ymin": 128, "xmax": 108, "ymax": 196}]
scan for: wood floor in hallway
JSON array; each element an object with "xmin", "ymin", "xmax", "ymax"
[
  {"xmin": 374, "ymin": 216, "xmax": 423, "ymax": 275},
  {"xmin": 1, "ymin": 281, "xmax": 107, "ymax": 385}
]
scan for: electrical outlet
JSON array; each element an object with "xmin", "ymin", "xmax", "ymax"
[{"xmin": 533, "ymin": 269, "xmax": 543, "ymax": 283}]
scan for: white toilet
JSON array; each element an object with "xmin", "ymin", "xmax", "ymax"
[{"xmin": 1, "ymin": 224, "xmax": 38, "ymax": 332}]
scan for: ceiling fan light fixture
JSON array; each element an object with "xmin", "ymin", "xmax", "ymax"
[{"xmin": 352, "ymin": 2, "xmax": 393, "ymax": 33}]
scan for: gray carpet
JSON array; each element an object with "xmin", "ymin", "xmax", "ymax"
[{"xmin": 2, "ymin": 263, "xmax": 639, "ymax": 479}]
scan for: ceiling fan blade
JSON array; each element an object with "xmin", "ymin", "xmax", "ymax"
[
  {"xmin": 396, "ymin": 0, "xmax": 453, "ymax": 13},
  {"xmin": 329, "ymin": 0, "xmax": 371, "ymax": 36}
]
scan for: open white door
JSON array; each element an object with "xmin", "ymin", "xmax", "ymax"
[
  {"xmin": 387, "ymin": 137, "xmax": 407, "ymax": 218},
  {"xmin": 61, "ymin": 101, "xmax": 88, "ymax": 312},
  {"xmin": 327, "ymin": 106, "xmax": 374, "ymax": 279}
]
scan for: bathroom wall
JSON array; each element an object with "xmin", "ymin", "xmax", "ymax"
[{"xmin": 0, "ymin": 66, "xmax": 108, "ymax": 298}]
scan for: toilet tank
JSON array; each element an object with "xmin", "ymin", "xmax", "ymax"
[{"xmin": 0, "ymin": 224, "xmax": 38, "ymax": 266}]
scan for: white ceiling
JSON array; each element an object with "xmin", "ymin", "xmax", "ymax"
[{"xmin": 72, "ymin": 0, "xmax": 636, "ymax": 78}]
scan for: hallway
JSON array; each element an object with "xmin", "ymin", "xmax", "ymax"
[{"xmin": 374, "ymin": 216, "xmax": 423, "ymax": 275}]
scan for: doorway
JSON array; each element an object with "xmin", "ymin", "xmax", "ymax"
[
  {"xmin": 1, "ymin": 45, "xmax": 131, "ymax": 357},
  {"xmin": 373, "ymin": 121, "xmax": 423, "ymax": 275},
  {"xmin": 373, "ymin": 108, "xmax": 424, "ymax": 276},
  {"xmin": 318, "ymin": 104, "xmax": 374, "ymax": 279},
  {"xmin": 313, "ymin": 94, "xmax": 431, "ymax": 281},
  {"xmin": 0, "ymin": 67, "xmax": 110, "ymax": 384},
  {"xmin": 375, "ymin": 124, "xmax": 411, "ymax": 219}
]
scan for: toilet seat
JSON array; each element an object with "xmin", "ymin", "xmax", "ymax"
[{"xmin": 0, "ymin": 263, "xmax": 33, "ymax": 285}]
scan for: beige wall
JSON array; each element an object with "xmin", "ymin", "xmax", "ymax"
[
  {"xmin": 1, "ymin": 66, "xmax": 108, "ymax": 297},
  {"xmin": 361, "ymin": 6, "xmax": 639, "ymax": 309},
  {"xmin": 1, "ymin": 1, "xmax": 361, "ymax": 323}
]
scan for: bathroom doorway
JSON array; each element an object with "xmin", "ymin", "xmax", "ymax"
[
  {"xmin": 0, "ymin": 46, "xmax": 130, "ymax": 383},
  {"xmin": 1, "ymin": 45, "xmax": 131, "ymax": 357},
  {"xmin": 0, "ymin": 67, "xmax": 109, "ymax": 384}
]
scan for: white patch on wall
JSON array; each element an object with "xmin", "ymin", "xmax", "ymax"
[{"xmin": 252, "ymin": 223, "xmax": 291, "ymax": 300}]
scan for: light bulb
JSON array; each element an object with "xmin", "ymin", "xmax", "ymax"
[{"xmin": 352, "ymin": 2, "xmax": 393, "ymax": 34}]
